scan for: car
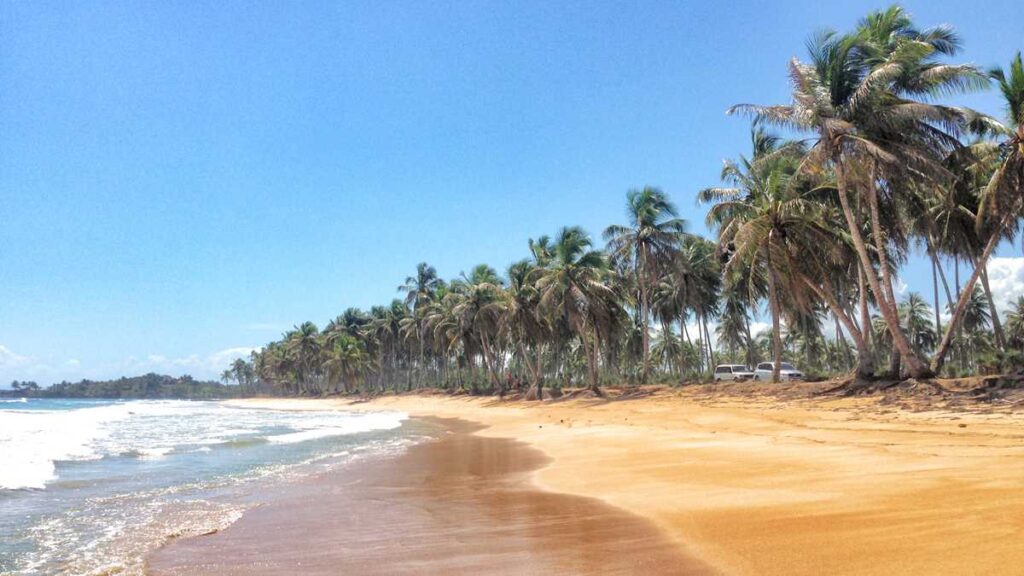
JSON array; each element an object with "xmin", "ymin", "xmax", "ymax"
[
  {"xmin": 713, "ymin": 364, "xmax": 755, "ymax": 382},
  {"xmin": 753, "ymin": 362, "xmax": 804, "ymax": 381}
]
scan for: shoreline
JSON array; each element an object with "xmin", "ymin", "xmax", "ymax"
[
  {"xmin": 148, "ymin": 415, "xmax": 709, "ymax": 575},
  {"xmin": 218, "ymin": 388, "xmax": 1024, "ymax": 575}
]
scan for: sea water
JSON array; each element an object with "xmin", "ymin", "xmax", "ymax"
[{"xmin": 0, "ymin": 398, "xmax": 416, "ymax": 575}]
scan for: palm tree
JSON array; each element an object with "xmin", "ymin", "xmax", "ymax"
[
  {"xmin": 284, "ymin": 322, "xmax": 321, "ymax": 394},
  {"xmin": 731, "ymin": 9, "xmax": 987, "ymax": 378},
  {"xmin": 1005, "ymin": 296, "xmax": 1024, "ymax": 349},
  {"xmin": 933, "ymin": 51, "xmax": 1024, "ymax": 370},
  {"xmin": 538, "ymin": 226, "xmax": 624, "ymax": 395},
  {"xmin": 399, "ymin": 262, "xmax": 443, "ymax": 311},
  {"xmin": 452, "ymin": 265, "xmax": 506, "ymax": 394},
  {"xmin": 700, "ymin": 129, "xmax": 843, "ymax": 381},
  {"xmin": 900, "ymin": 293, "xmax": 938, "ymax": 359},
  {"xmin": 603, "ymin": 187, "xmax": 686, "ymax": 384},
  {"xmin": 323, "ymin": 334, "xmax": 369, "ymax": 394},
  {"xmin": 500, "ymin": 259, "xmax": 549, "ymax": 399}
]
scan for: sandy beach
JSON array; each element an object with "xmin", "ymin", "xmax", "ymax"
[{"xmin": 153, "ymin": 386, "xmax": 1024, "ymax": 575}]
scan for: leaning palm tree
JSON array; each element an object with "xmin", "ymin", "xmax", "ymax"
[
  {"xmin": 537, "ymin": 226, "xmax": 623, "ymax": 395},
  {"xmin": 700, "ymin": 129, "xmax": 845, "ymax": 381},
  {"xmin": 603, "ymin": 187, "xmax": 686, "ymax": 384},
  {"xmin": 934, "ymin": 51, "xmax": 1024, "ymax": 370},
  {"xmin": 730, "ymin": 10, "xmax": 988, "ymax": 379}
]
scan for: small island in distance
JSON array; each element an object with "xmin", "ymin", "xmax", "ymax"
[{"xmin": 1, "ymin": 373, "xmax": 241, "ymax": 400}]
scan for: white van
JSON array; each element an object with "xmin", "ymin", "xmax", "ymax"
[
  {"xmin": 753, "ymin": 362, "xmax": 804, "ymax": 381},
  {"xmin": 713, "ymin": 364, "xmax": 755, "ymax": 382}
]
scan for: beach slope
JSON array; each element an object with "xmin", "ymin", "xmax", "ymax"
[{"xmin": 211, "ymin": 389, "xmax": 1024, "ymax": 575}]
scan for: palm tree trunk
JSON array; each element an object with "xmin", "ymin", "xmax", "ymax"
[
  {"xmin": 479, "ymin": 333, "xmax": 503, "ymax": 396},
  {"xmin": 702, "ymin": 315, "xmax": 715, "ymax": 377},
  {"xmin": 835, "ymin": 161, "xmax": 931, "ymax": 378},
  {"xmin": 930, "ymin": 251, "xmax": 954, "ymax": 311},
  {"xmin": 744, "ymin": 311, "xmax": 754, "ymax": 368},
  {"xmin": 889, "ymin": 349, "xmax": 902, "ymax": 379},
  {"xmin": 932, "ymin": 225, "xmax": 1004, "ymax": 373},
  {"xmin": 979, "ymin": 265, "xmax": 1006, "ymax": 349},
  {"xmin": 858, "ymin": 266, "xmax": 871, "ymax": 346},
  {"xmin": 768, "ymin": 275, "xmax": 783, "ymax": 383},
  {"xmin": 931, "ymin": 252, "xmax": 943, "ymax": 337},
  {"xmin": 581, "ymin": 334, "xmax": 601, "ymax": 395},
  {"xmin": 520, "ymin": 342, "xmax": 543, "ymax": 400},
  {"xmin": 679, "ymin": 315, "xmax": 691, "ymax": 383},
  {"xmin": 802, "ymin": 277, "xmax": 873, "ymax": 378},
  {"xmin": 638, "ymin": 284, "xmax": 647, "ymax": 383}
]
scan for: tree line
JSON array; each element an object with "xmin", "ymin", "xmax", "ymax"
[
  {"xmin": 3, "ymin": 374, "xmax": 240, "ymax": 399},
  {"xmin": 223, "ymin": 7, "xmax": 1024, "ymax": 398}
]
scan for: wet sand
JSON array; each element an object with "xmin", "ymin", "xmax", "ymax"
[{"xmin": 148, "ymin": 417, "xmax": 711, "ymax": 575}]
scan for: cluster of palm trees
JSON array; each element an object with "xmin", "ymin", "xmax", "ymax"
[{"xmin": 226, "ymin": 7, "xmax": 1022, "ymax": 397}]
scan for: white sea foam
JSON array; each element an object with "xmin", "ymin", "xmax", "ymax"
[
  {"xmin": 0, "ymin": 404, "xmax": 132, "ymax": 490},
  {"xmin": 266, "ymin": 412, "xmax": 405, "ymax": 444},
  {"xmin": 0, "ymin": 400, "xmax": 407, "ymax": 490}
]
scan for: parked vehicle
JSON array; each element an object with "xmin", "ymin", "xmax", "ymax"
[
  {"xmin": 713, "ymin": 364, "xmax": 755, "ymax": 382},
  {"xmin": 753, "ymin": 362, "xmax": 804, "ymax": 381}
]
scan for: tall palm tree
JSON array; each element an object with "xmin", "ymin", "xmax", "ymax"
[
  {"xmin": 452, "ymin": 265, "xmax": 506, "ymax": 394},
  {"xmin": 500, "ymin": 259, "xmax": 549, "ymax": 399},
  {"xmin": 284, "ymin": 322, "xmax": 321, "ymax": 394},
  {"xmin": 604, "ymin": 187, "xmax": 686, "ymax": 383},
  {"xmin": 700, "ymin": 130, "xmax": 843, "ymax": 381},
  {"xmin": 399, "ymin": 262, "xmax": 443, "ymax": 311},
  {"xmin": 934, "ymin": 51, "xmax": 1024, "ymax": 369},
  {"xmin": 538, "ymin": 226, "xmax": 623, "ymax": 394},
  {"xmin": 731, "ymin": 10, "xmax": 987, "ymax": 378},
  {"xmin": 900, "ymin": 293, "xmax": 938, "ymax": 359}
]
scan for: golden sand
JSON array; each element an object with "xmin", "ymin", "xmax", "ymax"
[{"xmin": 224, "ymin": 389, "xmax": 1024, "ymax": 575}]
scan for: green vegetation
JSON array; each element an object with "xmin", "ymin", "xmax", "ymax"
[
  {"xmin": 232, "ymin": 6, "xmax": 1020, "ymax": 397},
  {"xmin": 2, "ymin": 374, "xmax": 240, "ymax": 399}
]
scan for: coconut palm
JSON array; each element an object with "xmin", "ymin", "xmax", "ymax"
[
  {"xmin": 284, "ymin": 322, "xmax": 321, "ymax": 393},
  {"xmin": 603, "ymin": 187, "xmax": 686, "ymax": 383},
  {"xmin": 933, "ymin": 51, "xmax": 1024, "ymax": 369},
  {"xmin": 500, "ymin": 259, "xmax": 549, "ymax": 399},
  {"xmin": 537, "ymin": 226, "xmax": 624, "ymax": 394},
  {"xmin": 323, "ymin": 334, "xmax": 369, "ymax": 394},
  {"xmin": 399, "ymin": 262, "xmax": 443, "ymax": 311},
  {"xmin": 900, "ymin": 293, "xmax": 938, "ymax": 358},
  {"xmin": 730, "ymin": 9, "xmax": 988, "ymax": 378},
  {"xmin": 700, "ymin": 128, "xmax": 844, "ymax": 381},
  {"xmin": 452, "ymin": 265, "xmax": 506, "ymax": 394},
  {"xmin": 1005, "ymin": 296, "xmax": 1024, "ymax": 349}
]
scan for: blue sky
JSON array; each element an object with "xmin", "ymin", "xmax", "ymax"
[{"xmin": 1, "ymin": 1, "xmax": 1022, "ymax": 384}]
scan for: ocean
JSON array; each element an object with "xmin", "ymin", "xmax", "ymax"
[{"xmin": 0, "ymin": 398, "xmax": 415, "ymax": 575}]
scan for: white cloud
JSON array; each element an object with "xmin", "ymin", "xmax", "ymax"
[
  {"xmin": 1, "ymin": 345, "xmax": 261, "ymax": 388},
  {"xmin": 986, "ymin": 257, "xmax": 1024, "ymax": 317},
  {"xmin": 0, "ymin": 345, "xmax": 30, "ymax": 368},
  {"xmin": 131, "ymin": 347, "xmax": 260, "ymax": 379}
]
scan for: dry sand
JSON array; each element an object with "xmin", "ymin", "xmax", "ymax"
[{"xmin": 210, "ymin": 387, "xmax": 1024, "ymax": 575}]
